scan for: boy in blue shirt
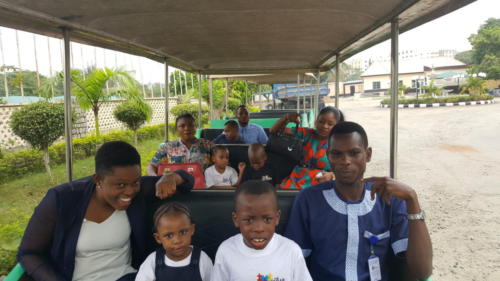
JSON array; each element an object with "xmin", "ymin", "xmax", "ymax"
[{"xmin": 213, "ymin": 120, "xmax": 244, "ymax": 144}]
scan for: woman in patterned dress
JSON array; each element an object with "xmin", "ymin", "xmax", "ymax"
[
  {"xmin": 270, "ymin": 107, "xmax": 343, "ymax": 189},
  {"xmin": 146, "ymin": 114, "xmax": 212, "ymax": 176}
]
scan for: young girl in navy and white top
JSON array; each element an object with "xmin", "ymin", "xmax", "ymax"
[{"xmin": 135, "ymin": 202, "xmax": 213, "ymax": 281}]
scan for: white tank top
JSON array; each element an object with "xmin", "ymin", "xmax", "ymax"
[{"xmin": 73, "ymin": 210, "xmax": 136, "ymax": 281}]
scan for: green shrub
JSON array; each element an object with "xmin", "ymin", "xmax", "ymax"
[
  {"xmin": 10, "ymin": 101, "xmax": 65, "ymax": 178},
  {"xmin": 0, "ymin": 210, "xmax": 30, "ymax": 275},
  {"xmin": 227, "ymin": 97, "xmax": 242, "ymax": 113},
  {"xmin": 248, "ymin": 106, "xmax": 261, "ymax": 113},
  {"xmin": 380, "ymin": 94, "xmax": 493, "ymax": 105},
  {"xmin": 99, "ymin": 130, "xmax": 133, "ymax": 143},
  {"xmin": 114, "ymin": 101, "xmax": 151, "ymax": 131},
  {"xmin": 137, "ymin": 124, "xmax": 163, "ymax": 141},
  {"xmin": 114, "ymin": 101, "xmax": 153, "ymax": 145},
  {"xmin": 170, "ymin": 103, "xmax": 209, "ymax": 125},
  {"xmin": 0, "ymin": 248, "xmax": 16, "ymax": 275},
  {"xmin": 0, "ymin": 123, "xmax": 168, "ymax": 184}
]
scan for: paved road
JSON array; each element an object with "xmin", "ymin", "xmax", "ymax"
[{"xmin": 328, "ymin": 97, "xmax": 500, "ymax": 281}]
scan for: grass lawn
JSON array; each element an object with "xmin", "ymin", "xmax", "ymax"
[{"xmin": 0, "ymin": 137, "xmax": 164, "ymax": 274}]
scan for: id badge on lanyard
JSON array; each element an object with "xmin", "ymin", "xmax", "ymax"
[{"xmin": 368, "ymin": 235, "xmax": 382, "ymax": 281}]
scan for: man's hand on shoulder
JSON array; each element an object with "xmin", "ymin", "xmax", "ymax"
[{"xmin": 363, "ymin": 177, "xmax": 419, "ymax": 208}]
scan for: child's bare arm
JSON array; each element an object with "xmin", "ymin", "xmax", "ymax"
[{"xmin": 236, "ymin": 162, "xmax": 246, "ymax": 186}]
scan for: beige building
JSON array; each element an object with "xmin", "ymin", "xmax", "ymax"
[
  {"xmin": 323, "ymin": 81, "xmax": 364, "ymax": 103},
  {"xmin": 361, "ymin": 57, "xmax": 467, "ymax": 96}
]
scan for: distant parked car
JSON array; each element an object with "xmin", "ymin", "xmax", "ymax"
[{"xmin": 487, "ymin": 89, "xmax": 500, "ymax": 97}]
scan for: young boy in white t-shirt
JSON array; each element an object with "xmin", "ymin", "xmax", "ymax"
[
  {"xmin": 204, "ymin": 145, "xmax": 238, "ymax": 188},
  {"xmin": 210, "ymin": 180, "xmax": 312, "ymax": 281},
  {"xmin": 135, "ymin": 202, "xmax": 213, "ymax": 281}
]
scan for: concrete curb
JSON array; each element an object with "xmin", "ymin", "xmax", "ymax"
[{"xmin": 380, "ymin": 100, "xmax": 495, "ymax": 108}]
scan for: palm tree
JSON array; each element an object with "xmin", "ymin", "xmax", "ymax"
[
  {"xmin": 72, "ymin": 67, "xmax": 144, "ymax": 136},
  {"xmin": 422, "ymin": 80, "xmax": 442, "ymax": 97},
  {"xmin": 38, "ymin": 70, "xmax": 66, "ymax": 99},
  {"xmin": 460, "ymin": 76, "xmax": 486, "ymax": 97}
]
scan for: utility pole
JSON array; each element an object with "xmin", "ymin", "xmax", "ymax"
[
  {"xmin": 0, "ymin": 28, "xmax": 9, "ymax": 97},
  {"xmin": 15, "ymin": 30, "xmax": 24, "ymax": 96},
  {"xmin": 33, "ymin": 34, "xmax": 40, "ymax": 89}
]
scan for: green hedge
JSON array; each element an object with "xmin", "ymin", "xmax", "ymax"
[
  {"xmin": 0, "ymin": 123, "xmax": 174, "ymax": 184},
  {"xmin": 170, "ymin": 103, "xmax": 209, "ymax": 125},
  {"xmin": 0, "ymin": 210, "xmax": 30, "ymax": 274},
  {"xmin": 380, "ymin": 94, "xmax": 494, "ymax": 105}
]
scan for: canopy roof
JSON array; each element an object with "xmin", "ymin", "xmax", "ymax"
[
  {"xmin": 209, "ymin": 74, "xmax": 309, "ymax": 84},
  {"xmin": 0, "ymin": 0, "xmax": 474, "ymax": 74}
]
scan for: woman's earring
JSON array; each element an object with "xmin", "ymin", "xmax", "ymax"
[{"xmin": 97, "ymin": 184, "xmax": 102, "ymax": 189}]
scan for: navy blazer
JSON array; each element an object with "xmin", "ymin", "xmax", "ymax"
[{"xmin": 17, "ymin": 172, "xmax": 194, "ymax": 281}]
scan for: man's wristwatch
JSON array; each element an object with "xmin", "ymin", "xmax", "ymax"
[{"xmin": 407, "ymin": 210, "xmax": 426, "ymax": 221}]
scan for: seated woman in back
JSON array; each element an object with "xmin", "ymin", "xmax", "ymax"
[
  {"xmin": 18, "ymin": 141, "xmax": 194, "ymax": 281},
  {"xmin": 270, "ymin": 106, "xmax": 343, "ymax": 189},
  {"xmin": 147, "ymin": 114, "xmax": 212, "ymax": 176}
]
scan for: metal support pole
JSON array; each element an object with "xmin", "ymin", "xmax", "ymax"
[
  {"xmin": 335, "ymin": 55, "xmax": 340, "ymax": 109},
  {"xmin": 164, "ymin": 61, "xmax": 170, "ymax": 141},
  {"xmin": 296, "ymin": 74, "xmax": 300, "ymax": 113},
  {"xmin": 225, "ymin": 78, "xmax": 229, "ymax": 117},
  {"xmin": 197, "ymin": 74, "xmax": 202, "ymax": 128},
  {"xmin": 178, "ymin": 70, "xmax": 184, "ymax": 96},
  {"xmin": 316, "ymin": 70, "xmax": 321, "ymax": 118},
  {"xmin": 244, "ymin": 83, "xmax": 248, "ymax": 105},
  {"xmin": 208, "ymin": 78, "xmax": 213, "ymax": 120},
  {"xmin": 303, "ymin": 81, "xmax": 306, "ymax": 113},
  {"xmin": 62, "ymin": 28, "xmax": 73, "ymax": 182},
  {"xmin": 390, "ymin": 18, "xmax": 400, "ymax": 179},
  {"xmin": 173, "ymin": 70, "xmax": 177, "ymax": 96},
  {"xmin": 0, "ymin": 28, "xmax": 9, "ymax": 97}
]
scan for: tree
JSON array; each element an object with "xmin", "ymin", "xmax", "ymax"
[
  {"xmin": 388, "ymin": 84, "xmax": 409, "ymax": 97},
  {"xmin": 421, "ymin": 80, "xmax": 443, "ymax": 97},
  {"xmin": 468, "ymin": 18, "xmax": 500, "ymax": 79},
  {"xmin": 114, "ymin": 101, "xmax": 152, "ymax": 146},
  {"xmin": 460, "ymin": 76, "xmax": 487, "ymax": 97},
  {"xmin": 170, "ymin": 103, "xmax": 209, "ymax": 126},
  {"xmin": 72, "ymin": 67, "xmax": 144, "ymax": 136},
  {"xmin": 169, "ymin": 71, "xmax": 198, "ymax": 96},
  {"xmin": 455, "ymin": 50, "xmax": 474, "ymax": 65},
  {"xmin": 321, "ymin": 63, "xmax": 363, "ymax": 82},
  {"xmin": 0, "ymin": 67, "xmax": 44, "ymax": 97},
  {"xmin": 10, "ymin": 101, "xmax": 65, "ymax": 179},
  {"xmin": 38, "ymin": 71, "xmax": 64, "ymax": 99}
]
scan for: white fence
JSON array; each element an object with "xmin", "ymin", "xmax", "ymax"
[{"xmin": 0, "ymin": 97, "xmax": 178, "ymax": 150}]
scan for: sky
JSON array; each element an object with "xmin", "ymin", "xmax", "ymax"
[
  {"xmin": 349, "ymin": 0, "xmax": 500, "ymax": 61},
  {"xmin": 0, "ymin": 0, "xmax": 498, "ymax": 84}
]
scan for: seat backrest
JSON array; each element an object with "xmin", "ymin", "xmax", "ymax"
[
  {"xmin": 220, "ymin": 144, "xmax": 250, "ymax": 170},
  {"xmin": 200, "ymin": 128, "xmax": 224, "ymax": 141},
  {"xmin": 200, "ymin": 128, "xmax": 271, "ymax": 142},
  {"xmin": 148, "ymin": 190, "xmax": 298, "ymax": 260},
  {"xmin": 219, "ymin": 144, "xmax": 298, "ymax": 184}
]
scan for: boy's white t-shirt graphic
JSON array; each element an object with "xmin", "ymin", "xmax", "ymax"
[
  {"xmin": 210, "ymin": 233, "xmax": 312, "ymax": 281},
  {"xmin": 204, "ymin": 165, "xmax": 239, "ymax": 187},
  {"xmin": 135, "ymin": 246, "xmax": 213, "ymax": 281}
]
